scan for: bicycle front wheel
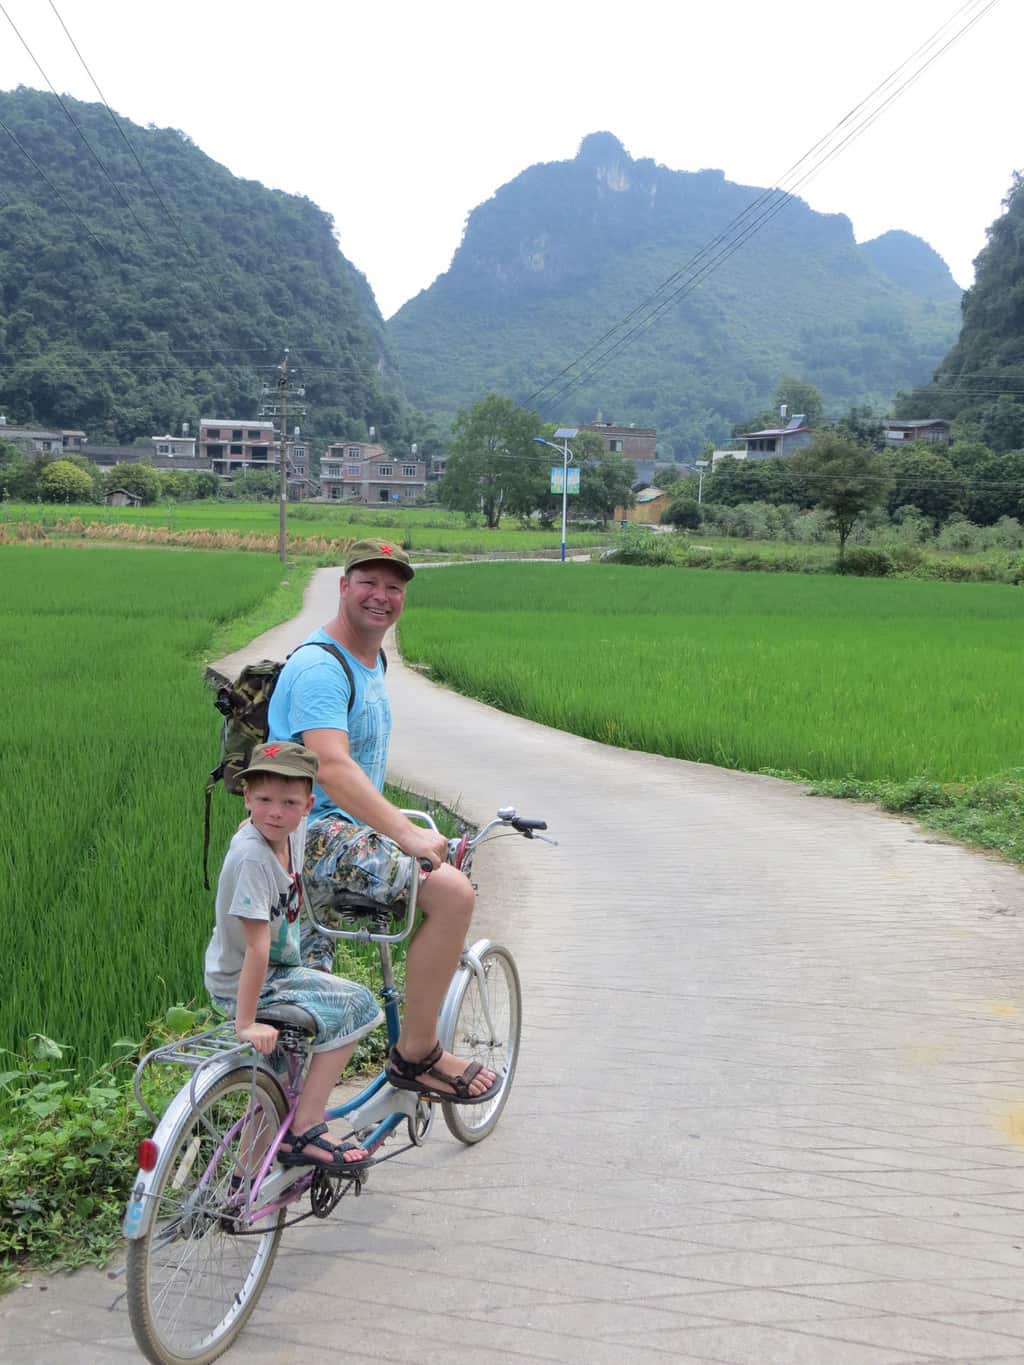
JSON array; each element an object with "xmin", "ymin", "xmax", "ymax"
[
  {"xmin": 441, "ymin": 943, "xmax": 522, "ymax": 1144},
  {"xmin": 127, "ymin": 1065, "xmax": 287, "ymax": 1365}
]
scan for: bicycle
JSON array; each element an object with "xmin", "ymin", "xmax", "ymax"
[{"xmin": 120, "ymin": 806, "xmax": 552, "ymax": 1365}]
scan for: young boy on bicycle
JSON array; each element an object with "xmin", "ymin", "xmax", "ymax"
[{"xmin": 204, "ymin": 740, "xmax": 382, "ymax": 1173}]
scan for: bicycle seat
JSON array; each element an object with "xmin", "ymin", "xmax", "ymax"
[
  {"xmin": 332, "ymin": 891, "xmax": 394, "ymax": 917},
  {"xmin": 255, "ymin": 1004, "xmax": 317, "ymax": 1036}
]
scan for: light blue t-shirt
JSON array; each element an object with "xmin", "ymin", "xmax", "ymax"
[{"xmin": 267, "ymin": 629, "xmax": 390, "ymax": 822}]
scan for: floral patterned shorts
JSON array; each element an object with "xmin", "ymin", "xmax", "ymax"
[{"xmin": 301, "ymin": 817, "xmax": 426, "ymax": 970}]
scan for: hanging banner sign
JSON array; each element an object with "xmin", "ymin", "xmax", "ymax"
[{"xmin": 550, "ymin": 466, "xmax": 581, "ymax": 495}]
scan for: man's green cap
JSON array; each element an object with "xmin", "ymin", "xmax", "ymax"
[
  {"xmin": 343, "ymin": 537, "xmax": 415, "ymax": 581},
  {"xmin": 240, "ymin": 741, "xmax": 319, "ymax": 785}
]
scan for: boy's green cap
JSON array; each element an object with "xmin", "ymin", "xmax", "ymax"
[
  {"xmin": 240, "ymin": 741, "xmax": 319, "ymax": 784},
  {"xmin": 344, "ymin": 537, "xmax": 414, "ymax": 580}
]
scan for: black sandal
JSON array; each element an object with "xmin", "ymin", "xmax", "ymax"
[
  {"xmin": 386, "ymin": 1042, "xmax": 501, "ymax": 1106},
  {"xmin": 277, "ymin": 1123, "xmax": 372, "ymax": 1174}
]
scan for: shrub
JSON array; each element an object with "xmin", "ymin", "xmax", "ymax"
[
  {"xmin": 936, "ymin": 516, "xmax": 984, "ymax": 553},
  {"xmin": 837, "ymin": 547, "xmax": 893, "ymax": 577},
  {"xmin": 661, "ymin": 496, "xmax": 701, "ymax": 529},
  {"xmin": 39, "ymin": 460, "xmax": 96, "ymax": 504},
  {"xmin": 888, "ymin": 544, "xmax": 925, "ymax": 573},
  {"xmin": 612, "ymin": 524, "xmax": 676, "ymax": 565}
]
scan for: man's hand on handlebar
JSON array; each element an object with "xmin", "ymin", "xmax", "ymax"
[{"xmin": 397, "ymin": 823, "xmax": 449, "ymax": 870}]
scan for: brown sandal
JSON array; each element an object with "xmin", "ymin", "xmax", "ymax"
[{"xmin": 386, "ymin": 1041, "xmax": 500, "ymax": 1105}]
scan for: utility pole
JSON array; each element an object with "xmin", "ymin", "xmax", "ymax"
[
  {"xmin": 258, "ymin": 350, "xmax": 306, "ymax": 563},
  {"xmin": 276, "ymin": 350, "xmax": 288, "ymax": 562}
]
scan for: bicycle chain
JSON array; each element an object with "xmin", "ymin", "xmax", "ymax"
[{"xmin": 221, "ymin": 1137, "xmax": 420, "ymax": 1236}]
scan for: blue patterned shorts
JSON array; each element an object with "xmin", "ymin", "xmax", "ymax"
[{"xmin": 211, "ymin": 964, "xmax": 383, "ymax": 1054}]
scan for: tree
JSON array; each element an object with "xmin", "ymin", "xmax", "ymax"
[
  {"xmin": 789, "ymin": 432, "xmax": 889, "ymax": 560},
  {"xmin": 771, "ymin": 375, "xmax": 823, "ymax": 426},
  {"xmin": 882, "ymin": 443, "xmax": 965, "ymax": 524},
  {"xmin": 103, "ymin": 462, "xmax": 160, "ymax": 503},
  {"xmin": 964, "ymin": 451, "xmax": 1024, "ymax": 525},
  {"xmin": 440, "ymin": 394, "xmax": 543, "ymax": 528},
  {"xmin": 192, "ymin": 471, "xmax": 221, "ymax": 499},
  {"xmin": 232, "ymin": 468, "xmax": 279, "ymax": 500},
  {"xmin": 979, "ymin": 397, "xmax": 1024, "ymax": 454},
  {"xmin": 662, "ymin": 494, "xmax": 701, "ymax": 529},
  {"xmin": 0, "ymin": 440, "xmax": 39, "ymax": 500},
  {"xmin": 836, "ymin": 404, "xmax": 885, "ymax": 451},
  {"xmin": 944, "ymin": 439, "xmax": 994, "ymax": 477},
  {"xmin": 39, "ymin": 459, "xmax": 96, "ymax": 503}
]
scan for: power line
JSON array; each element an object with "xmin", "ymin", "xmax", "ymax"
[
  {"xmin": 0, "ymin": 111, "xmax": 108, "ymax": 251},
  {"xmin": 525, "ymin": 0, "xmax": 1000, "ymax": 415},
  {"xmin": 0, "ymin": 0, "xmax": 161, "ymax": 249},
  {"xmin": 532, "ymin": 0, "xmax": 997, "ymax": 412},
  {"xmin": 45, "ymin": 0, "xmax": 219, "ymax": 290}
]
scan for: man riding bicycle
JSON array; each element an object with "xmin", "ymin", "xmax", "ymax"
[{"xmin": 267, "ymin": 539, "xmax": 499, "ymax": 1105}]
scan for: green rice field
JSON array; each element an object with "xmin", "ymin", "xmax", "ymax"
[
  {"xmin": 401, "ymin": 563, "xmax": 1024, "ymax": 783},
  {"xmin": 0, "ymin": 545, "xmax": 288, "ymax": 1069},
  {"xmin": 0, "ymin": 501, "xmax": 607, "ymax": 555}
]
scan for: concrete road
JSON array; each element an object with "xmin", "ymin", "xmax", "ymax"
[{"xmin": 8, "ymin": 564, "xmax": 1024, "ymax": 1365}]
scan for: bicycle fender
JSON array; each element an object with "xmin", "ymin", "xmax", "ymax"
[{"xmin": 122, "ymin": 1059, "xmax": 287, "ymax": 1241}]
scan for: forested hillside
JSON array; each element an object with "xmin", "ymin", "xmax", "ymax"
[
  {"xmin": 898, "ymin": 172, "xmax": 1024, "ymax": 451},
  {"xmin": 0, "ymin": 87, "xmax": 403, "ymax": 442},
  {"xmin": 389, "ymin": 132, "xmax": 962, "ymax": 456}
]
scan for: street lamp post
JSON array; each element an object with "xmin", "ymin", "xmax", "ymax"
[
  {"xmin": 695, "ymin": 459, "xmax": 710, "ymax": 505},
  {"xmin": 533, "ymin": 427, "xmax": 578, "ymax": 562}
]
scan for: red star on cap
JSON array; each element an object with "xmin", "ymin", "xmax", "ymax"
[
  {"xmin": 262, "ymin": 744, "xmax": 281, "ymax": 757},
  {"xmin": 379, "ymin": 543, "xmax": 394, "ymax": 554}
]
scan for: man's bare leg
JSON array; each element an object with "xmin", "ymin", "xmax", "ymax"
[{"xmin": 395, "ymin": 863, "xmax": 496, "ymax": 1097}]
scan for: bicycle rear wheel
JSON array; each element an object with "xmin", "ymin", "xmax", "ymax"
[
  {"xmin": 127, "ymin": 1066, "xmax": 287, "ymax": 1365},
  {"xmin": 441, "ymin": 944, "xmax": 522, "ymax": 1144}
]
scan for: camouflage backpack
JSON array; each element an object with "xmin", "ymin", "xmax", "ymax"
[{"xmin": 202, "ymin": 641, "xmax": 386, "ymax": 886}]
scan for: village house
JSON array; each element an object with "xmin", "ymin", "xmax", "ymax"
[
  {"xmin": 615, "ymin": 487, "xmax": 670, "ymax": 523},
  {"xmin": 735, "ymin": 414, "xmax": 814, "ymax": 460},
  {"xmin": 151, "ymin": 432, "xmax": 197, "ymax": 460},
  {"xmin": 283, "ymin": 435, "xmax": 315, "ymax": 500},
  {"xmin": 881, "ymin": 418, "xmax": 952, "ymax": 446},
  {"xmin": 75, "ymin": 443, "xmax": 151, "ymax": 468},
  {"xmin": 581, "ymin": 420, "xmax": 658, "ymax": 484},
  {"xmin": 0, "ymin": 422, "xmax": 67, "ymax": 454},
  {"xmin": 319, "ymin": 441, "xmax": 426, "ymax": 503},
  {"xmin": 199, "ymin": 419, "xmax": 278, "ymax": 476}
]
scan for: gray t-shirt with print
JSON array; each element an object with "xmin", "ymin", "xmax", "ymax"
[{"xmin": 204, "ymin": 819, "xmax": 306, "ymax": 999}]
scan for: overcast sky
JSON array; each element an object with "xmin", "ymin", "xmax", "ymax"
[{"xmin": 1, "ymin": 1, "xmax": 1018, "ymax": 318}]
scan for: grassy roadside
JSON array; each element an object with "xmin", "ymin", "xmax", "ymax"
[
  {"xmin": 202, "ymin": 558, "xmax": 314, "ymax": 659},
  {"xmin": 780, "ymin": 770, "xmax": 1024, "ymax": 867}
]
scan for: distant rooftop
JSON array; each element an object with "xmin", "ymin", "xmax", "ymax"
[
  {"xmin": 881, "ymin": 418, "xmax": 950, "ymax": 428},
  {"xmin": 200, "ymin": 419, "xmax": 275, "ymax": 429},
  {"xmin": 738, "ymin": 414, "xmax": 810, "ymax": 438}
]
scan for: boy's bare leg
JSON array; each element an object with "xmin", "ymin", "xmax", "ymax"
[
  {"xmin": 284, "ymin": 1042, "xmax": 368, "ymax": 1164},
  {"xmin": 395, "ymin": 863, "xmax": 497, "ymax": 1097}
]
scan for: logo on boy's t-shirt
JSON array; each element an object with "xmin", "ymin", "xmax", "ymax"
[{"xmin": 270, "ymin": 871, "xmax": 304, "ymax": 924}]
